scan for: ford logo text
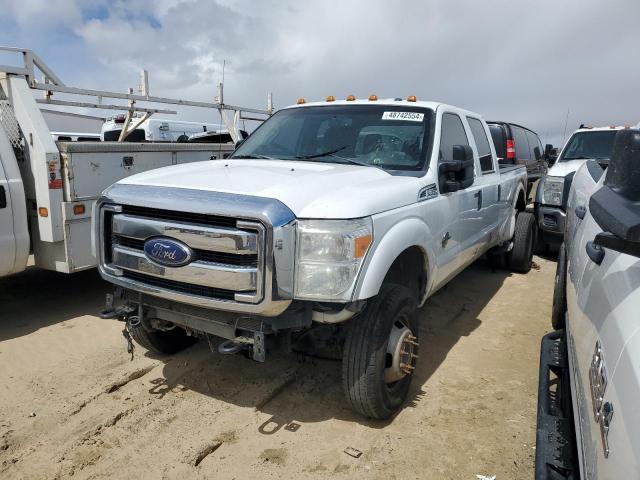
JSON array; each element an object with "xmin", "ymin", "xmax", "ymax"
[{"xmin": 143, "ymin": 237, "xmax": 193, "ymax": 267}]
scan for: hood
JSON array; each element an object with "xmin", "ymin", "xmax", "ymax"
[
  {"xmin": 117, "ymin": 159, "xmax": 422, "ymax": 218},
  {"xmin": 548, "ymin": 159, "xmax": 591, "ymax": 178}
]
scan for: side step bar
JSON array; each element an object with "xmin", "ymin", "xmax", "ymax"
[{"xmin": 535, "ymin": 330, "xmax": 580, "ymax": 480}]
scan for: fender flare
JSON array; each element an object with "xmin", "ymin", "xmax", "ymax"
[{"xmin": 353, "ymin": 217, "xmax": 436, "ymax": 305}]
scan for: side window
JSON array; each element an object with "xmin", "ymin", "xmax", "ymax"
[
  {"xmin": 512, "ymin": 127, "xmax": 530, "ymax": 161},
  {"xmin": 467, "ymin": 117, "xmax": 495, "ymax": 173},
  {"xmin": 526, "ymin": 130, "xmax": 542, "ymax": 160},
  {"xmin": 439, "ymin": 113, "xmax": 470, "ymax": 162}
]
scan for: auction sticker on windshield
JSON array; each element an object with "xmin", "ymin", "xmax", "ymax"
[{"xmin": 381, "ymin": 111, "xmax": 424, "ymax": 122}]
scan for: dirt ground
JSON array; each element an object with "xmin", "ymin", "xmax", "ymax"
[{"xmin": 0, "ymin": 255, "xmax": 555, "ymax": 479}]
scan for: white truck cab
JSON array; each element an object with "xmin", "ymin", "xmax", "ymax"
[
  {"xmin": 96, "ymin": 96, "xmax": 533, "ymax": 419},
  {"xmin": 535, "ymin": 125, "xmax": 630, "ymax": 249},
  {"xmin": 536, "ymin": 129, "xmax": 640, "ymax": 479},
  {"xmin": 0, "ymin": 124, "xmax": 29, "ymax": 277}
]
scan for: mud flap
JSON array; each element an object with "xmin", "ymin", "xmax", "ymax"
[{"xmin": 535, "ymin": 330, "xmax": 579, "ymax": 479}]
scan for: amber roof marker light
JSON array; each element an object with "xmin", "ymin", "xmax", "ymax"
[
  {"xmin": 297, "ymin": 98, "xmax": 306, "ymax": 105},
  {"xmin": 346, "ymin": 94, "xmax": 356, "ymax": 101},
  {"xmin": 407, "ymin": 95, "xmax": 417, "ymax": 102},
  {"xmin": 368, "ymin": 94, "xmax": 378, "ymax": 101},
  {"xmin": 326, "ymin": 95, "xmax": 335, "ymax": 102}
]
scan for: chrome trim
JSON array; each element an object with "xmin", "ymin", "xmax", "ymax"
[
  {"xmin": 113, "ymin": 214, "xmax": 258, "ymax": 254},
  {"xmin": 112, "ymin": 245, "xmax": 257, "ymax": 292},
  {"xmin": 95, "ymin": 185, "xmax": 296, "ymax": 316},
  {"xmin": 234, "ymin": 220, "xmax": 264, "ymax": 303}
]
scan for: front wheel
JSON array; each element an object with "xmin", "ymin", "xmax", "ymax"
[
  {"xmin": 509, "ymin": 211, "xmax": 536, "ymax": 273},
  {"xmin": 342, "ymin": 284, "xmax": 419, "ymax": 420}
]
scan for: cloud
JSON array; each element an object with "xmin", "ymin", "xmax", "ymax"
[{"xmin": 1, "ymin": 0, "xmax": 639, "ymax": 146}]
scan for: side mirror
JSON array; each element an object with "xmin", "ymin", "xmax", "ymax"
[
  {"xmin": 590, "ymin": 129, "xmax": 640, "ymax": 258},
  {"xmin": 439, "ymin": 144, "xmax": 475, "ymax": 193}
]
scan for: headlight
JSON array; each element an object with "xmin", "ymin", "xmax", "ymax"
[
  {"xmin": 295, "ymin": 218, "xmax": 373, "ymax": 301},
  {"xmin": 543, "ymin": 176, "xmax": 564, "ymax": 206}
]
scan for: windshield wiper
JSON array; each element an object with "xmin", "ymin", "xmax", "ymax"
[
  {"xmin": 231, "ymin": 154, "xmax": 275, "ymax": 159},
  {"xmin": 295, "ymin": 146, "xmax": 347, "ymax": 159}
]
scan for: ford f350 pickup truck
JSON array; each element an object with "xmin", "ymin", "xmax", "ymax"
[{"xmin": 96, "ymin": 96, "xmax": 532, "ymax": 419}]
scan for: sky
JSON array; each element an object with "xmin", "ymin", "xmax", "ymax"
[{"xmin": 1, "ymin": 0, "xmax": 639, "ymax": 147}]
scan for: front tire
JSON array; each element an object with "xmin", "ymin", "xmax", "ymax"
[
  {"xmin": 551, "ymin": 243, "xmax": 568, "ymax": 330},
  {"xmin": 129, "ymin": 322, "xmax": 197, "ymax": 355},
  {"xmin": 509, "ymin": 211, "xmax": 535, "ymax": 273},
  {"xmin": 342, "ymin": 284, "xmax": 419, "ymax": 420}
]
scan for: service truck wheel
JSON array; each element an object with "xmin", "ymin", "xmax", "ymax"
[
  {"xmin": 551, "ymin": 242, "xmax": 568, "ymax": 330},
  {"xmin": 509, "ymin": 211, "xmax": 535, "ymax": 273},
  {"xmin": 342, "ymin": 284, "xmax": 419, "ymax": 420},
  {"xmin": 129, "ymin": 322, "xmax": 197, "ymax": 355}
]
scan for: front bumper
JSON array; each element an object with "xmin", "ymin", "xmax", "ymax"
[{"xmin": 535, "ymin": 330, "xmax": 579, "ymax": 480}]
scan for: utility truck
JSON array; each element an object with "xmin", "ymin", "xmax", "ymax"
[
  {"xmin": 96, "ymin": 94, "xmax": 533, "ymax": 419},
  {"xmin": 0, "ymin": 47, "xmax": 270, "ymax": 278},
  {"xmin": 536, "ymin": 129, "xmax": 640, "ymax": 479}
]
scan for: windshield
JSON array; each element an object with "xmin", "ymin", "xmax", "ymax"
[
  {"xmin": 560, "ymin": 130, "xmax": 618, "ymax": 162},
  {"xmin": 231, "ymin": 105, "xmax": 434, "ymax": 171}
]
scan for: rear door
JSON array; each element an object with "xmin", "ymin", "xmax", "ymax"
[
  {"xmin": 467, "ymin": 117, "xmax": 501, "ymax": 242},
  {"xmin": 489, "ymin": 123, "xmax": 507, "ymax": 163},
  {"xmin": 0, "ymin": 151, "xmax": 17, "ymax": 276},
  {"xmin": 436, "ymin": 111, "xmax": 486, "ymax": 274}
]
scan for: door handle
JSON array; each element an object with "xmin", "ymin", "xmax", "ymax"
[
  {"xmin": 0, "ymin": 186, "xmax": 6, "ymax": 209},
  {"xmin": 473, "ymin": 190, "xmax": 482, "ymax": 210}
]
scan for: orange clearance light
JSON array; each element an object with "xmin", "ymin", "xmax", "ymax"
[
  {"xmin": 326, "ymin": 95, "xmax": 335, "ymax": 102},
  {"xmin": 609, "ymin": 125, "xmax": 615, "ymax": 129},
  {"xmin": 407, "ymin": 95, "xmax": 417, "ymax": 102},
  {"xmin": 368, "ymin": 94, "xmax": 378, "ymax": 101},
  {"xmin": 73, "ymin": 204, "xmax": 85, "ymax": 215},
  {"xmin": 625, "ymin": 124, "xmax": 631, "ymax": 129},
  {"xmin": 38, "ymin": 207, "xmax": 48, "ymax": 218},
  {"xmin": 346, "ymin": 94, "xmax": 356, "ymax": 101},
  {"xmin": 296, "ymin": 98, "xmax": 306, "ymax": 105},
  {"xmin": 354, "ymin": 234, "xmax": 373, "ymax": 258}
]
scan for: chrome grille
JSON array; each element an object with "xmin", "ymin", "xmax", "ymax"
[{"xmin": 102, "ymin": 206, "xmax": 264, "ymax": 304}]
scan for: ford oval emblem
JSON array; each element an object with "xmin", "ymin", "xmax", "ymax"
[{"xmin": 143, "ymin": 237, "xmax": 193, "ymax": 267}]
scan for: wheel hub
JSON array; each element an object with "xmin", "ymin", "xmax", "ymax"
[{"xmin": 384, "ymin": 323, "xmax": 419, "ymax": 383}]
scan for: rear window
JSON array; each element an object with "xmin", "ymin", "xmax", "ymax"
[{"xmin": 468, "ymin": 117, "xmax": 494, "ymax": 173}]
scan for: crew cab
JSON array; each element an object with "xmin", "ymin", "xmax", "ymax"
[
  {"xmin": 536, "ymin": 129, "xmax": 640, "ymax": 479},
  {"xmin": 95, "ymin": 96, "xmax": 533, "ymax": 419},
  {"xmin": 535, "ymin": 125, "xmax": 628, "ymax": 249}
]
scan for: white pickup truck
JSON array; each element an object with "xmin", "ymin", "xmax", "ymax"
[
  {"xmin": 536, "ymin": 128, "xmax": 640, "ymax": 479},
  {"xmin": 96, "ymin": 96, "xmax": 532, "ymax": 419}
]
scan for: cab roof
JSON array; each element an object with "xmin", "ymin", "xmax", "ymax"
[{"xmin": 283, "ymin": 98, "xmax": 481, "ymax": 117}]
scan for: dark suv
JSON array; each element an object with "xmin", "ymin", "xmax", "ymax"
[{"xmin": 488, "ymin": 121, "xmax": 548, "ymax": 192}]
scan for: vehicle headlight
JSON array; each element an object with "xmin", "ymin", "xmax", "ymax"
[
  {"xmin": 295, "ymin": 218, "xmax": 373, "ymax": 301},
  {"xmin": 543, "ymin": 176, "xmax": 564, "ymax": 206}
]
